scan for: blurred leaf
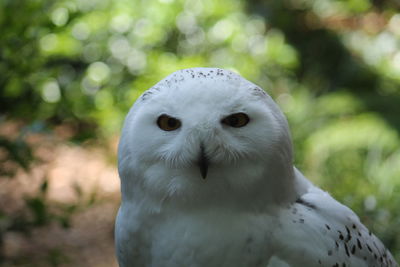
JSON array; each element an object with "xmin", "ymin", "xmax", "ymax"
[
  {"xmin": 47, "ymin": 248, "xmax": 69, "ymax": 266},
  {"xmin": 0, "ymin": 136, "xmax": 33, "ymax": 174},
  {"xmin": 26, "ymin": 197, "xmax": 48, "ymax": 226},
  {"xmin": 40, "ymin": 179, "xmax": 49, "ymax": 194}
]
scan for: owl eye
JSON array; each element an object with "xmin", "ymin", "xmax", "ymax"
[
  {"xmin": 157, "ymin": 114, "xmax": 181, "ymax": 131},
  {"xmin": 221, "ymin": 113, "xmax": 250, "ymax": 128}
]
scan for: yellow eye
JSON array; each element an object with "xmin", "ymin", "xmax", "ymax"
[
  {"xmin": 157, "ymin": 114, "xmax": 181, "ymax": 131},
  {"xmin": 221, "ymin": 113, "xmax": 250, "ymax": 128}
]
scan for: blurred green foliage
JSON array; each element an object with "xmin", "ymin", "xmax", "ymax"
[{"xmin": 1, "ymin": 0, "xmax": 400, "ymax": 263}]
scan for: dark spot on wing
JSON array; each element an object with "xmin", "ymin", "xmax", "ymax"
[
  {"xmin": 338, "ymin": 231, "xmax": 344, "ymax": 240},
  {"xmin": 344, "ymin": 243, "xmax": 350, "ymax": 257},
  {"xmin": 286, "ymin": 199, "xmax": 396, "ymax": 266},
  {"xmin": 295, "ymin": 197, "xmax": 317, "ymax": 210},
  {"xmin": 351, "ymin": 245, "xmax": 356, "ymax": 254},
  {"xmin": 357, "ymin": 238, "xmax": 362, "ymax": 250},
  {"xmin": 345, "ymin": 226, "xmax": 351, "ymax": 236},
  {"xmin": 344, "ymin": 226, "xmax": 352, "ymax": 242}
]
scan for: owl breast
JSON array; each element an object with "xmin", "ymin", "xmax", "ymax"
[{"xmin": 117, "ymin": 205, "xmax": 276, "ymax": 267}]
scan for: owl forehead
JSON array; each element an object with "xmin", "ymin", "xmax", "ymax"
[
  {"xmin": 165, "ymin": 68, "xmax": 241, "ymax": 85},
  {"xmin": 140, "ymin": 68, "xmax": 266, "ymax": 106}
]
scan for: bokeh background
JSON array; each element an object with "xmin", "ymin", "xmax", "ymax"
[{"xmin": 1, "ymin": 0, "xmax": 400, "ymax": 265}]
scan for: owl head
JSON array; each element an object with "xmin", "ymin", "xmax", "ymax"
[{"xmin": 118, "ymin": 68, "xmax": 296, "ymax": 208}]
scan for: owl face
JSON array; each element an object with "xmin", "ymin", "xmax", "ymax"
[{"xmin": 118, "ymin": 68, "xmax": 294, "ymax": 203}]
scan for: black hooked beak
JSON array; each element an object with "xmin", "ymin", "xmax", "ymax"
[{"xmin": 198, "ymin": 144, "xmax": 208, "ymax": 179}]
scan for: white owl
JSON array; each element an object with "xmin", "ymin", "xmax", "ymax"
[{"xmin": 115, "ymin": 68, "xmax": 398, "ymax": 267}]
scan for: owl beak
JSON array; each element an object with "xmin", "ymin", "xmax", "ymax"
[{"xmin": 198, "ymin": 144, "xmax": 208, "ymax": 179}]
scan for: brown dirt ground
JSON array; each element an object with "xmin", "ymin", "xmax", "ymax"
[{"xmin": 0, "ymin": 122, "xmax": 120, "ymax": 266}]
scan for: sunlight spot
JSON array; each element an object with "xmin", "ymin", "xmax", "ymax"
[
  {"xmin": 134, "ymin": 19, "xmax": 153, "ymax": 37},
  {"xmin": 248, "ymin": 34, "xmax": 266, "ymax": 57},
  {"xmin": 108, "ymin": 36, "xmax": 130, "ymax": 60},
  {"xmin": 72, "ymin": 22, "xmax": 90, "ymax": 40},
  {"xmin": 40, "ymin": 34, "xmax": 58, "ymax": 52},
  {"xmin": 42, "ymin": 79, "xmax": 61, "ymax": 103},
  {"xmin": 81, "ymin": 76, "xmax": 99, "ymax": 95},
  {"xmin": 88, "ymin": 62, "xmax": 110, "ymax": 84},
  {"xmin": 184, "ymin": 0, "xmax": 203, "ymax": 15},
  {"xmin": 208, "ymin": 19, "xmax": 234, "ymax": 43},
  {"xmin": 126, "ymin": 49, "xmax": 147, "ymax": 74},
  {"xmin": 110, "ymin": 14, "xmax": 133, "ymax": 33},
  {"xmin": 51, "ymin": 7, "xmax": 69, "ymax": 27},
  {"xmin": 176, "ymin": 12, "xmax": 198, "ymax": 35}
]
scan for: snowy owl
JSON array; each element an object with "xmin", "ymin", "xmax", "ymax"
[{"xmin": 116, "ymin": 68, "xmax": 398, "ymax": 267}]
